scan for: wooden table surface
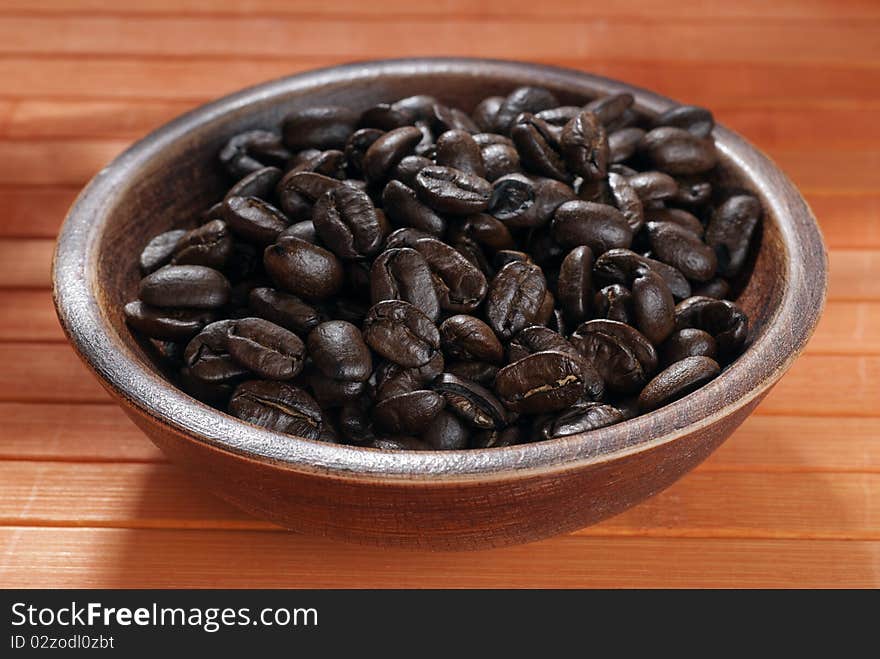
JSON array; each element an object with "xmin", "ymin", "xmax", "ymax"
[{"xmin": 0, "ymin": 0, "xmax": 878, "ymax": 589}]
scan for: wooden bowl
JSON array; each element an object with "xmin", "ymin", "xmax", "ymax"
[{"xmin": 53, "ymin": 59, "xmax": 826, "ymax": 550}]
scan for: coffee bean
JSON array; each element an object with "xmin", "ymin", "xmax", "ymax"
[
  {"xmin": 373, "ymin": 389, "xmax": 446, "ymax": 434},
  {"xmin": 672, "ymin": 176, "xmax": 713, "ymax": 207},
  {"xmin": 661, "ymin": 328, "xmax": 717, "ymax": 365},
  {"xmin": 595, "ymin": 284, "xmax": 633, "ymax": 324},
  {"xmin": 432, "ymin": 373, "xmax": 507, "ymax": 429},
  {"xmin": 551, "ymin": 200, "xmax": 633, "ymax": 253},
  {"xmin": 439, "ymin": 315, "xmax": 504, "ymax": 364},
  {"xmin": 370, "ymin": 247, "xmax": 441, "ymax": 322},
  {"xmin": 706, "ymin": 193, "xmax": 762, "ymax": 277},
  {"xmin": 414, "ymin": 165, "xmax": 492, "ymax": 215},
  {"xmin": 450, "ymin": 213, "xmax": 515, "ymax": 252},
  {"xmin": 225, "ymin": 166, "xmax": 283, "ymax": 201},
  {"xmin": 638, "ymin": 355, "xmax": 720, "ymax": 412},
  {"xmin": 472, "ymin": 96, "xmax": 505, "ymax": 132},
  {"xmin": 248, "ymin": 287, "xmax": 323, "ymax": 334},
  {"xmin": 495, "ymin": 350, "xmax": 588, "ymax": 414},
  {"xmin": 124, "ymin": 301, "xmax": 214, "ymax": 341},
  {"xmin": 282, "ymin": 105, "xmax": 359, "ymax": 151},
  {"xmin": 571, "ymin": 319, "xmax": 658, "ymax": 394},
  {"xmin": 431, "ymin": 103, "xmax": 480, "ymax": 134},
  {"xmin": 510, "ymin": 113, "xmax": 569, "ymax": 181},
  {"xmin": 223, "ymin": 196, "xmax": 290, "ymax": 246},
  {"xmin": 345, "ymin": 128, "xmax": 384, "ymax": 176},
  {"xmin": 557, "ymin": 246, "xmax": 593, "ymax": 323},
  {"xmin": 674, "ymin": 296, "xmax": 748, "ymax": 360},
  {"xmin": 608, "ymin": 127, "xmax": 645, "ymax": 163},
  {"xmin": 306, "ymin": 372, "xmax": 366, "ymax": 408},
  {"xmin": 422, "ymin": 411, "xmax": 470, "ymax": 450},
  {"xmin": 435, "ymin": 129, "xmax": 486, "ymax": 178},
  {"xmin": 646, "ymin": 221, "xmax": 717, "ymax": 282},
  {"xmin": 363, "ymin": 300, "xmax": 440, "ymax": 368},
  {"xmin": 692, "ymin": 278, "xmax": 730, "ymax": 299},
  {"xmin": 140, "ymin": 229, "xmax": 187, "ymax": 274},
  {"xmin": 594, "ymin": 248, "xmax": 692, "ymax": 300},
  {"xmin": 654, "ymin": 105, "xmax": 714, "ymax": 138},
  {"xmin": 220, "ymin": 130, "xmax": 290, "ymax": 179},
  {"xmin": 646, "ymin": 207, "xmax": 704, "ymax": 237},
  {"xmin": 307, "ymin": 320, "xmax": 372, "ymax": 382},
  {"xmin": 607, "ymin": 171, "xmax": 644, "ymax": 233},
  {"xmin": 171, "ymin": 219, "xmax": 233, "ymax": 269},
  {"xmin": 631, "ymin": 267, "xmax": 675, "ymax": 345},
  {"xmin": 312, "ymin": 185, "xmax": 387, "ymax": 259},
  {"xmin": 496, "ymin": 86, "xmax": 559, "ymax": 131},
  {"xmin": 229, "ymin": 380, "xmax": 323, "ymax": 439},
  {"xmin": 413, "ymin": 237, "xmax": 488, "ymax": 313},
  {"xmin": 226, "ymin": 317, "xmax": 305, "ymax": 380},
  {"xmin": 140, "ymin": 265, "xmax": 230, "ymax": 310},
  {"xmin": 628, "ymin": 171, "xmax": 678, "ymax": 203},
  {"xmin": 279, "ymin": 220, "xmax": 319, "ymax": 244},
  {"xmin": 639, "ymin": 127, "xmax": 718, "ymax": 175},
  {"xmin": 363, "ymin": 126, "xmax": 423, "ymax": 184},
  {"xmin": 384, "ymin": 227, "xmax": 434, "ymax": 250},
  {"xmin": 264, "ymin": 236, "xmax": 344, "ymax": 300},
  {"xmin": 445, "ymin": 360, "xmax": 499, "ymax": 385},
  {"xmin": 585, "ymin": 93, "xmax": 634, "ymax": 126},
  {"xmin": 480, "ymin": 141, "xmax": 521, "ymax": 181},
  {"xmin": 381, "ymin": 180, "xmax": 446, "ymax": 236},
  {"xmin": 390, "ymin": 155, "xmax": 433, "ymax": 188},
  {"xmin": 184, "ymin": 320, "xmax": 249, "ymax": 383},
  {"xmin": 539, "ymin": 402, "xmax": 624, "ymax": 439},
  {"xmin": 485, "ymin": 260, "xmax": 547, "ymax": 340},
  {"xmin": 471, "ymin": 424, "xmax": 525, "ymax": 448},
  {"xmin": 560, "ymin": 111, "xmax": 608, "ymax": 181},
  {"xmin": 375, "ymin": 353, "xmax": 445, "ymax": 401}
]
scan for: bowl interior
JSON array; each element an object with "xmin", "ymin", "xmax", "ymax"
[{"xmin": 57, "ymin": 60, "xmax": 821, "ymax": 479}]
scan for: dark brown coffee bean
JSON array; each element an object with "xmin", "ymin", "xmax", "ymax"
[
  {"xmin": 312, "ymin": 185, "xmax": 386, "ymax": 260},
  {"xmin": 535, "ymin": 106, "xmax": 582, "ymax": 127},
  {"xmin": 263, "ymin": 235, "xmax": 344, "ymax": 300},
  {"xmin": 171, "ymin": 219, "xmax": 233, "ymax": 269},
  {"xmin": 639, "ymin": 126, "xmax": 718, "ymax": 175},
  {"xmin": 375, "ymin": 353, "xmax": 445, "ymax": 401},
  {"xmin": 560, "ymin": 111, "xmax": 608, "ymax": 181},
  {"xmin": 413, "ymin": 237, "xmax": 488, "ymax": 313},
  {"xmin": 571, "ymin": 319, "xmax": 658, "ymax": 394},
  {"xmin": 431, "ymin": 103, "xmax": 480, "ymax": 134},
  {"xmin": 140, "ymin": 265, "xmax": 230, "ymax": 310},
  {"xmin": 247, "ymin": 287, "xmax": 322, "ymax": 334},
  {"xmin": 557, "ymin": 245, "xmax": 593, "ymax": 323},
  {"xmin": 440, "ymin": 315, "xmax": 504, "ymax": 364},
  {"xmin": 370, "ymin": 247, "xmax": 441, "ymax": 322},
  {"xmin": 495, "ymin": 350, "xmax": 588, "ymax": 414},
  {"xmin": 383, "ymin": 226, "xmax": 434, "ymax": 250},
  {"xmin": 595, "ymin": 284, "xmax": 633, "ymax": 324},
  {"xmin": 672, "ymin": 176, "xmax": 713, "ymax": 207},
  {"xmin": 493, "ymin": 249, "xmax": 531, "ymax": 270},
  {"xmin": 223, "ymin": 196, "xmax": 290, "ymax": 246},
  {"xmin": 183, "ymin": 320, "xmax": 248, "ymax": 383},
  {"xmin": 391, "ymin": 95, "xmax": 438, "ymax": 122},
  {"xmin": 140, "ymin": 229, "xmax": 187, "ymax": 274},
  {"xmin": 496, "ymin": 87, "xmax": 559, "ymax": 132},
  {"xmin": 225, "ymin": 166, "xmax": 283, "ymax": 202},
  {"xmin": 445, "ymin": 360, "xmax": 499, "ymax": 386},
  {"xmin": 359, "ymin": 102, "xmax": 415, "ymax": 131},
  {"xmin": 307, "ymin": 373, "xmax": 366, "ymax": 409},
  {"xmin": 646, "ymin": 207, "xmax": 704, "ymax": 237},
  {"xmin": 594, "ymin": 248, "xmax": 692, "ymax": 300},
  {"xmin": 381, "ymin": 180, "xmax": 446, "ymax": 236},
  {"xmin": 229, "ymin": 380, "xmax": 323, "ymax": 439},
  {"xmin": 219, "ymin": 130, "xmax": 290, "ymax": 179},
  {"xmin": 654, "ymin": 105, "xmax": 714, "ymax": 138},
  {"xmin": 344, "ymin": 128, "xmax": 384, "ymax": 176},
  {"xmin": 390, "ymin": 155, "xmax": 433, "ymax": 188},
  {"xmin": 435, "ymin": 129, "xmax": 486, "ymax": 178},
  {"xmin": 480, "ymin": 141, "xmax": 522, "ymax": 181},
  {"xmin": 661, "ymin": 328, "xmax": 717, "ymax": 365},
  {"xmin": 279, "ymin": 220, "xmax": 319, "ymax": 244},
  {"xmin": 307, "ymin": 320, "xmax": 372, "ymax": 382},
  {"xmin": 449, "ymin": 213, "xmax": 515, "ymax": 252},
  {"xmin": 606, "ymin": 171, "xmax": 644, "ymax": 233},
  {"xmin": 226, "ymin": 317, "xmax": 305, "ymax": 380},
  {"xmin": 551, "ymin": 200, "xmax": 633, "ymax": 253},
  {"xmin": 362, "ymin": 126, "xmax": 423, "ymax": 184},
  {"xmin": 646, "ymin": 221, "xmax": 717, "ymax": 282},
  {"xmin": 178, "ymin": 367, "xmax": 233, "ymax": 408},
  {"xmin": 414, "ymin": 165, "xmax": 492, "ymax": 215},
  {"xmin": 705, "ymin": 193, "xmax": 762, "ymax": 277},
  {"xmin": 373, "ymin": 390, "xmax": 445, "ymax": 434},
  {"xmin": 510, "ymin": 113, "xmax": 569, "ymax": 182},
  {"xmin": 608, "ymin": 127, "xmax": 645, "ymax": 163},
  {"xmin": 674, "ymin": 296, "xmax": 748, "ymax": 360},
  {"xmin": 585, "ymin": 93, "xmax": 634, "ymax": 126},
  {"xmin": 488, "ymin": 173, "xmax": 536, "ymax": 227},
  {"xmin": 278, "ymin": 170, "xmax": 345, "ymax": 206},
  {"xmin": 124, "ymin": 301, "xmax": 214, "ymax": 341},
  {"xmin": 282, "ymin": 105, "xmax": 359, "ymax": 151},
  {"xmin": 485, "ymin": 261, "xmax": 547, "ymax": 340},
  {"xmin": 422, "ymin": 411, "xmax": 470, "ymax": 450},
  {"xmin": 432, "ymin": 373, "xmax": 507, "ymax": 429},
  {"xmin": 472, "ymin": 96, "xmax": 505, "ymax": 132},
  {"xmin": 540, "ymin": 401, "xmax": 624, "ymax": 439},
  {"xmin": 637, "ymin": 355, "xmax": 720, "ymax": 412},
  {"xmin": 363, "ymin": 300, "xmax": 440, "ymax": 368},
  {"xmin": 692, "ymin": 278, "xmax": 730, "ymax": 299},
  {"xmin": 632, "ymin": 267, "xmax": 675, "ymax": 345},
  {"xmin": 628, "ymin": 171, "xmax": 678, "ymax": 202},
  {"xmin": 471, "ymin": 424, "xmax": 525, "ymax": 448}
]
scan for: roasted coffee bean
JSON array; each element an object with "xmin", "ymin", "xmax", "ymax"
[
  {"xmin": 171, "ymin": 219, "xmax": 233, "ymax": 269},
  {"xmin": 706, "ymin": 193, "xmax": 762, "ymax": 277},
  {"xmin": 225, "ymin": 166, "xmax": 283, "ymax": 201},
  {"xmin": 510, "ymin": 113, "xmax": 569, "ymax": 181},
  {"xmin": 539, "ymin": 402, "xmax": 624, "ymax": 439},
  {"xmin": 607, "ymin": 171, "xmax": 644, "ymax": 233},
  {"xmin": 674, "ymin": 296, "xmax": 748, "ymax": 360},
  {"xmin": 646, "ymin": 221, "xmax": 717, "ymax": 282},
  {"xmin": 184, "ymin": 320, "xmax": 249, "ymax": 383},
  {"xmin": 312, "ymin": 185, "xmax": 386, "ymax": 259},
  {"xmin": 471, "ymin": 424, "xmax": 525, "ymax": 448},
  {"xmin": 594, "ymin": 248, "xmax": 692, "ymax": 300},
  {"xmin": 654, "ymin": 105, "xmax": 714, "ymax": 139},
  {"xmin": 226, "ymin": 317, "xmax": 305, "ymax": 380},
  {"xmin": 595, "ymin": 284, "xmax": 633, "ymax": 324},
  {"xmin": 362, "ymin": 126, "xmax": 423, "ymax": 184},
  {"xmin": 495, "ymin": 350, "xmax": 588, "ymax": 414},
  {"xmin": 496, "ymin": 86, "xmax": 559, "ymax": 132},
  {"xmin": 628, "ymin": 171, "xmax": 678, "ymax": 203},
  {"xmin": 279, "ymin": 220, "xmax": 319, "ymax": 244},
  {"xmin": 488, "ymin": 173, "xmax": 536, "ymax": 227},
  {"xmin": 391, "ymin": 155, "xmax": 433, "ymax": 188},
  {"xmin": 431, "ymin": 103, "xmax": 480, "ymax": 134},
  {"xmin": 392, "ymin": 95, "xmax": 438, "ymax": 122},
  {"xmin": 140, "ymin": 229, "xmax": 187, "ymax": 274},
  {"xmin": 432, "ymin": 373, "xmax": 507, "ymax": 429},
  {"xmin": 445, "ymin": 360, "xmax": 499, "ymax": 385},
  {"xmin": 359, "ymin": 102, "xmax": 415, "ymax": 131},
  {"xmin": 414, "ymin": 165, "xmax": 492, "ymax": 215},
  {"xmin": 536, "ymin": 106, "xmax": 582, "ymax": 127},
  {"xmin": 646, "ymin": 207, "xmax": 703, "ymax": 237},
  {"xmin": 282, "ymin": 105, "xmax": 359, "ymax": 151},
  {"xmin": 557, "ymin": 245, "xmax": 593, "ymax": 323},
  {"xmin": 638, "ymin": 355, "xmax": 720, "ymax": 412},
  {"xmin": 608, "ymin": 127, "xmax": 645, "ymax": 163},
  {"xmin": 375, "ymin": 353, "xmax": 445, "ymax": 401},
  {"xmin": 263, "ymin": 235, "xmax": 344, "ymax": 299},
  {"xmin": 571, "ymin": 319, "xmax": 658, "ymax": 394},
  {"xmin": 450, "ymin": 213, "xmax": 515, "ymax": 252},
  {"xmin": 219, "ymin": 130, "xmax": 290, "ymax": 179},
  {"xmin": 422, "ymin": 411, "xmax": 470, "ymax": 450},
  {"xmin": 692, "ymin": 278, "xmax": 730, "ymax": 299},
  {"xmin": 631, "ymin": 267, "xmax": 675, "ymax": 345},
  {"xmin": 639, "ymin": 127, "xmax": 718, "ymax": 175},
  {"xmin": 370, "ymin": 247, "xmax": 441, "ymax": 321},
  {"xmin": 178, "ymin": 367, "xmax": 234, "ymax": 408},
  {"xmin": 363, "ymin": 300, "xmax": 440, "ymax": 368},
  {"xmin": 485, "ymin": 260, "xmax": 547, "ymax": 340},
  {"xmin": 373, "ymin": 389, "xmax": 446, "ymax": 434},
  {"xmin": 124, "ymin": 301, "xmax": 214, "ymax": 341},
  {"xmin": 672, "ymin": 176, "xmax": 712, "ymax": 207},
  {"xmin": 307, "ymin": 320, "xmax": 372, "ymax": 382},
  {"xmin": 493, "ymin": 249, "xmax": 531, "ymax": 269},
  {"xmin": 480, "ymin": 141, "xmax": 522, "ymax": 181},
  {"xmin": 291, "ymin": 150, "xmax": 347, "ymax": 179},
  {"xmin": 306, "ymin": 372, "xmax": 366, "ymax": 408},
  {"xmin": 248, "ymin": 287, "xmax": 322, "ymax": 334},
  {"xmin": 229, "ymin": 380, "xmax": 323, "ymax": 439},
  {"xmin": 585, "ymin": 93, "xmax": 633, "ymax": 126},
  {"xmin": 140, "ymin": 265, "xmax": 230, "ymax": 309},
  {"xmin": 344, "ymin": 128, "xmax": 384, "ymax": 176},
  {"xmin": 223, "ymin": 196, "xmax": 290, "ymax": 246},
  {"xmin": 435, "ymin": 129, "xmax": 486, "ymax": 178},
  {"xmin": 472, "ymin": 96, "xmax": 505, "ymax": 132},
  {"xmin": 560, "ymin": 111, "xmax": 608, "ymax": 181},
  {"xmin": 661, "ymin": 328, "xmax": 717, "ymax": 365},
  {"xmin": 384, "ymin": 226, "xmax": 434, "ymax": 250},
  {"xmin": 439, "ymin": 315, "xmax": 504, "ymax": 364},
  {"xmin": 551, "ymin": 200, "xmax": 633, "ymax": 253},
  {"xmin": 278, "ymin": 171, "xmax": 345, "ymax": 206},
  {"xmin": 381, "ymin": 180, "xmax": 446, "ymax": 236},
  {"xmin": 413, "ymin": 237, "xmax": 488, "ymax": 313}
]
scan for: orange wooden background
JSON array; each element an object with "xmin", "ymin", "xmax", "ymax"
[{"xmin": 0, "ymin": 0, "xmax": 878, "ymax": 588}]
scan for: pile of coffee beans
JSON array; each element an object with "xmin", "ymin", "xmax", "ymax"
[{"xmin": 125, "ymin": 86, "xmax": 760, "ymax": 450}]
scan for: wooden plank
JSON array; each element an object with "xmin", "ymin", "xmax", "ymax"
[
  {"xmin": 0, "ymin": 402, "xmax": 165, "ymax": 462},
  {"xmin": 0, "ymin": 17, "xmax": 877, "ymax": 65},
  {"xmin": 0, "ymin": 57, "xmax": 877, "ymax": 107},
  {"xmin": 0, "ymin": 290, "xmax": 62, "ymax": 341},
  {"xmin": 4, "ymin": 0, "xmax": 880, "ymax": 21},
  {"xmin": 0, "ymin": 527, "xmax": 874, "ymax": 587},
  {"xmin": 0, "ymin": 343, "xmax": 109, "ymax": 402},
  {"xmin": 0, "ymin": 186, "xmax": 79, "ymax": 238},
  {"xmin": 828, "ymin": 250, "xmax": 880, "ymax": 300},
  {"xmin": 805, "ymin": 193, "xmax": 880, "ymax": 249},
  {"xmin": 1, "ymin": 461, "xmax": 877, "ymax": 540},
  {"xmin": 0, "ymin": 239, "xmax": 55, "ymax": 288}
]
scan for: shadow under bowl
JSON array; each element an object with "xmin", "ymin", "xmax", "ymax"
[{"xmin": 53, "ymin": 58, "xmax": 827, "ymax": 550}]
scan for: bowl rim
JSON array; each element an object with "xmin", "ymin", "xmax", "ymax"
[{"xmin": 52, "ymin": 57, "xmax": 827, "ymax": 483}]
